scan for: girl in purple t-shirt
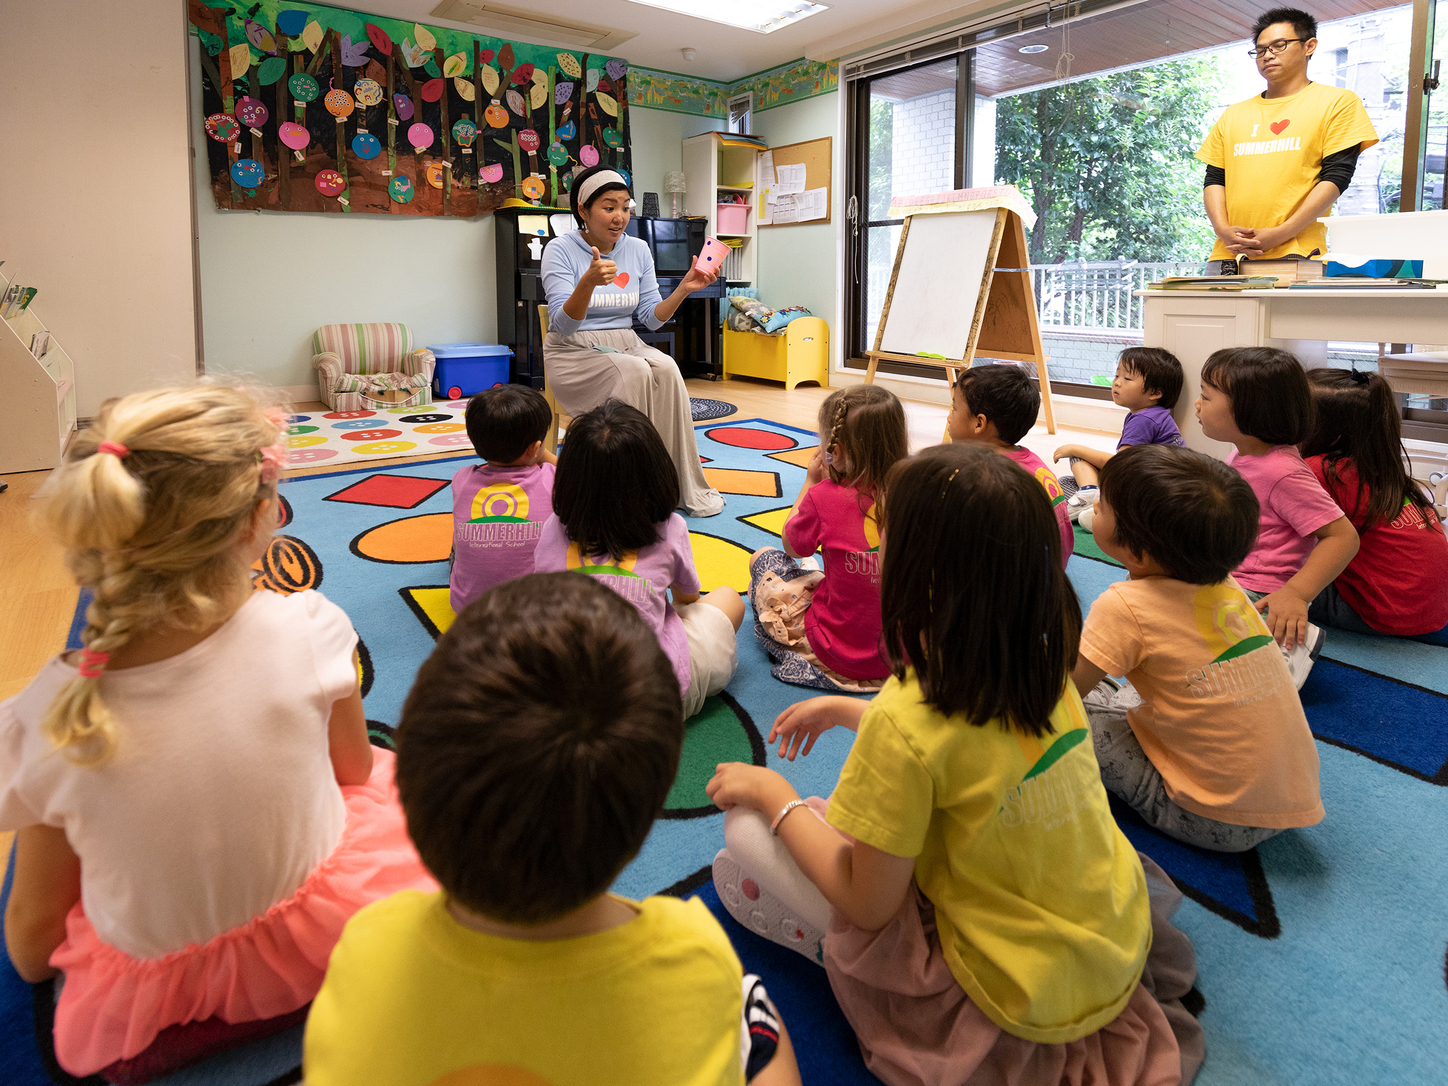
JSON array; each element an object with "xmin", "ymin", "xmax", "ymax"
[
  {"xmin": 748, "ymin": 386, "xmax": 908, "ymax": 692},
  {"xmin": 533, "ymin": 400, "xmax": 744, "ymax": 719}
]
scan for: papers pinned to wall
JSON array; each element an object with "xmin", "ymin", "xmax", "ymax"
[
  {"xmin": 775, "ymin": 163, "xmax": 806, "ymax": 195},
  {"xmin": 770, "ymin": 186, "xmax": 828, "ymax": 224}
]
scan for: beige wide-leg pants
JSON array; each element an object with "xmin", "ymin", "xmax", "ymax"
[{"xmin": 543, "ymin": 327, "xmax": 724, "ymax": 517}]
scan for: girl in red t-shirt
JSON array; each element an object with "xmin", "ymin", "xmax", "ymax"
[
  {"xmin": 1301, "ymin": 368, "xmax": 1448, "ymax": 637},
  {"xmin": 748, "ymin": 386, "xmax": 908, "ymax": 691}
]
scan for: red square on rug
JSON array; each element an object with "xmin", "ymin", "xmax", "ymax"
[{"xmin": 324, "ymin": 474, "xmax": 449, "ymax": 509}]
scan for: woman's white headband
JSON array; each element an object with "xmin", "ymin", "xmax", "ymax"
[{"xmin": 576, "ymin": 170, "xmax": 630, "ymax": 207}]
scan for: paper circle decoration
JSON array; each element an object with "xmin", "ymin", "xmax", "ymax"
[
  {"xmin": 352, "ymin": 132, "xmax": 381, "ymax": 159},
  {"xmin": 288, "ymin": 73, "xmax": 319, "ymax": 102},
  {"xmin": 231, "ymin": 159, "xmax": 265, "ymax": 187},
  {"xmin": 557, "ymin": 120, "xmax": 576, "ymax": 141},
  {"xmin": 204, "ymin": 113, "xmax": 240, "ymax": 142},
  {"xmin": 421, "ymin": 78, "xmax": 445, "ymax": 103},
  {"xmin": 580, "ymin": 145, "xmax": 600, "ymax": 167},
  {"xmin": 546, "ymin": 142, "xmax": 568, "ymax": 167},
  {"xmin": 521, "ymin": 175, "xmax": 546, "ymax": 200},
  {"xmin": 484, "ymin": 103, "xmax": 508, "ymax": 128},
  {"xmin": 236, "ymin": 96, "xmax": 269, "ymax": 127},
  {"xmin": 425, "ymin": 162, "xmax": 445, "ymax": 188},
  {"xmin": 602, "ymin": 127, "xmax": 622, "ymax": 149},
  {"xmin": 518, "ymin": 129, "xmax": 540, "ymax": 153},
  {"xmin": 480, "ymin": 163, "xmax": 504, "ymax": 184},
  {"xmin": 315, "ymin": 169, "xmax": 346, "ymax": 196},
  {"xmin": 451, "ymin": 119, "xmax": 478, "ymax": 148},
  {"xmin": 389, "ymin": 175, "xmax": 415, "ymax": 203},
  {"xmin": 393, "ymin": 94, "xmax": 414, "ymax": 121},
  {"xmin": 324, "ymin": 88, "xmax": 355, "ymax": 117},
  {"xmin": 353, "ymin": 78, "xmax": 383, "ymax": 106},
  {"xmin": 407, "ymin": 122, "xmax": 433, "ymax": 150},
  {"xmin": 278, "ymin": 121, "xmax": 310, "ymax": 150},
  {"xmin": 617, "ymin": 166, "xmax": 632, "ymax": 187}
]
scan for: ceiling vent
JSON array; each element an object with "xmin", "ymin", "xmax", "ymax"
[{"xmin": 430, "ymin": 1, "xmax": 637, "ymax": 51}]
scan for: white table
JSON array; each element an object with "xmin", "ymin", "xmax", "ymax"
[{"xmin": 1140, "ymin": 287, "xmax": 1448, "ymax": 457}]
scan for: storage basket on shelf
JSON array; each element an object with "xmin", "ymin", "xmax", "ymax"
[
  {"xmin": 431, "ymin": 343, "xmax": 514, "ymax": 400},
  {"xmin": 716, "ymin": 203, "xmax": 750, "ymax": 235}
]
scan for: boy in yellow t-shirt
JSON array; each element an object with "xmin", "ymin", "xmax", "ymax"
[
  {"xmin": 1197, "ymin": 7, "xmax": 1377, "ymax": 265},
  {"xmin": 303, "ymin": 573, "xmax": 800, "ymax": 1086},
  {"xmin": 1073, "ymin": 444, "xmax": 1325, "ymax": 852}
]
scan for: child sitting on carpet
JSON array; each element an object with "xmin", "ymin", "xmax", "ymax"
[
  {"xmin": 948, "ymin": 363, "xmax": 1074, "ymax": 566},
  {"xmin": 748, "ymin": 385, "xmax": 907, "ymax": 692},
  {"xmin": 1196, "ymin": 347, "xmax": 1359, "ymax": 687},
  {"xmin": 1072, "ymin": 443, "xmax": 1324, "ymax": 853},
  {"xmin": 0, "ymin": 385, "xmax": 435, "ymax": 1080},
  {"xmin": 1051, "ymin": 346, "xmax": 1186, "ymax": 523},
  {"xmin": 1299, "ymin": 368, "xmax": 1448, "ymax": 637},
  {"xmin": 450, "ymin": 384, "xmax": 558, "ymax": 614},
  {"xmin": 533, "ymin": 399, "xmax": 743, "ymax": 719},
  {"xmin": 304, "ymin": 572, "xmax": 802, "ymax": 1086},
  {"xmin": 707, "ymin": 444, "xmax": 1204, "ymax": 1086}
]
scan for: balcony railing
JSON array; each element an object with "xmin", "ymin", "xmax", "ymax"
[{"xmin": 1030, "ymin": 260, "xmax": 1207, "ymax": 334}]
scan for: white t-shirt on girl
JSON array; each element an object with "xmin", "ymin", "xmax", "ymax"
[{"xmin": 0, "ymin": 589, "xmax": 358, "ymax": 960}]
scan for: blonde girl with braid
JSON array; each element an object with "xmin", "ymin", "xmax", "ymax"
[
  {"xmin": 747, "ymin": 385, "xmax": 907, "ymax": 692},
  {"xmin": 0, "ymin": 385, "xmax": 434, "ymax": 1080}
]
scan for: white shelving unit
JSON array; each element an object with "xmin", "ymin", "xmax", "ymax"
[
  {"xmin": 681, "ymin": 132, "xmax": 761, "ymax": 286},
  {"xmin": 1, "ymin": 270, "xmax": 78, "ymax": 474}
]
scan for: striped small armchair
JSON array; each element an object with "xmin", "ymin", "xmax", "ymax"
[{"xmin": 311, "ymin": 323, "xmax": 436, "ymax": 412}]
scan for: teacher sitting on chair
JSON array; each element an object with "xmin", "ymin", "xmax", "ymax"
[{"xmin": 541, "ymin": 164, "xmax": 725, "ymax": 518}]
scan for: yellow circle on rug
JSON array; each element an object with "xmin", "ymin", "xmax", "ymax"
[
  {"xmin": 354, "ymin": 512, "xmax": 453, "ymax": 563},
  {"xmin": 287, "ymin": 434, "xmax": 328, "ymax": 449},
  {"xmin": 413, "ymin": 422, "xmax": 466, "ymax": 433},
  {"xmin": 352, "ymin": 440, "xmax": 419, "ymax": 456}
]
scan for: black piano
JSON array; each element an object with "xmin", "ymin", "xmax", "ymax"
[{"xmin": 495, "ymin": 208, "xmax": 728, "ymax": 389}]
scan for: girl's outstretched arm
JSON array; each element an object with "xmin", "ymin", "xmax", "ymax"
[
  {"xmin": 328, "ymin": 652, "xmax": 374, "ymax": 786},
  {"xmin": 4, "ymin": 824, "xmax": 80, "ymax": 982},
  {"xmin": 769, "ymin": 696, "xmax": 868, "ymax": 760},
  {"xmin": 781, "ymin": 447, "xmax": 827, "ymax": 559},
  {"xmin": 707, "ymin": 764, "xmax": 915, "ymax": 931},
  {"xmin": 1255, "ymin": 515, "xmax": 1360, "ymax": 649}
]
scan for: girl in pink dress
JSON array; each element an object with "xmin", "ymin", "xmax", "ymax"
[{"xmin": 0, "ymin": 385, "xmax": 434, "ymax": 1078}]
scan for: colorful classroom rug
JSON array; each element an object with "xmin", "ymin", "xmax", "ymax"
[{"xmin": 4, "ymin": 419, "xmax": 1446, "ymax": 1085}]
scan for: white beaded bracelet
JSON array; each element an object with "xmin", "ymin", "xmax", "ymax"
[{"xmin": 771, "ymin": 798, "xmax": 810, "ymax": 836}]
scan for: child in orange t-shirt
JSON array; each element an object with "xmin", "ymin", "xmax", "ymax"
[{"xmin": 1072, "ymin": 444, "xmax": 1324, "ymax": 852}]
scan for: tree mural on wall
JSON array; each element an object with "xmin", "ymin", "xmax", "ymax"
[{"xmin": 189, "ymin": 1, "xmax": 633, "ymax": 217}]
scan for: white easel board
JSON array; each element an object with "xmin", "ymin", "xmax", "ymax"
[{"xmin": 878, "ymin": 211, "xmax": 998, "ymax": 357}]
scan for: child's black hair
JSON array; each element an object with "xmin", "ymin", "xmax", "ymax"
[
  {"xmin": 397, "ymin": 572, "xmax": 682, "ymax": 924},
  {"xmin": 879, "ymin": 444, "xmax": 1080, "ymax": 737},
  {"xmin": 1301, "ymin": 367, "xmax": 1438, "ymax": 528},
  {"xmin": 1118, "ymin": 347, "xmax": 1184, "ymax": 410},
  {"xmin": 464, "ymin": 385, "xmax": 552, "ymax": 463},
  {"xmin": 552, "ymin": 399, "xmax": 679, "ymax": 560},
  {"xmin": 1099, "ymin": 444, "xmax": 1261, "ymax": 585},
  {"xmin": 955, "ymin": 364, "xmax": 1039, "ymax": 445},
  {"xmin": 1200, "ymin": 347, "xmax": 1314, "ymax": 445}
]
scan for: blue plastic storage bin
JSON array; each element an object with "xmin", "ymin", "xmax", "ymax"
[{"xmin": 431, "ymin": 343, "xmax": 514, "ymax": 400}]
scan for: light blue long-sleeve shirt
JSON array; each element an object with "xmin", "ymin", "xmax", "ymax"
[{"xmin": 540, "ymin": 230, "xmax": 665, "ymax": 336}]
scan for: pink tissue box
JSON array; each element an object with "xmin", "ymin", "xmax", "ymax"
[{"xmin": 716, "ymin": 203, "xmax": 750, "ymax": 235}]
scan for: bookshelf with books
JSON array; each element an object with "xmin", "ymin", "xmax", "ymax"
[
  {"xmin": 681, "ymin": 132, "xmax": 761, "ymax": 286},
  {"xmin": 1, "ymin": 270, "xmax": 77, "ymax": 473}
]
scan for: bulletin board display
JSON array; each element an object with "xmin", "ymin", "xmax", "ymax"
[
  {"xmin": 187, "ymin": 0, "xmax": 633, "ymax": 218},
  {"xmin": 757, "ymin": 137, "xmax": 831, "ymax": 226}
]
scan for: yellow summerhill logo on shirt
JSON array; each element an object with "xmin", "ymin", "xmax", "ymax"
[
  {"xmin": 470, "ymin": 483, "xmax": 531, "ymax": 524},
  {"xmin": 862, "ymin": 500, "xmax": 880, "ymax": 551},
  {"xmin": 1034, "ymin": 467, "xmax": 1067, "ymax": 507},
  {"xmin": 999, "ymin": 695, "xmax": 1092, "ymax": 830},
  {"xmin": 1186, "ymin": 584, "xmax": 1278, "ymax": 702},
  {"xmin": 564, "ymin": 541, "xmax": 641, "ymax": 579}
]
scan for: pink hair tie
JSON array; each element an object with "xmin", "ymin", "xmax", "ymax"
[
  {"xmin": 97, "ymin": 441, "xmax": 129, "ymax": 459},
  {"xmin": 77, "ymin": 647, "xmax": 110, "ymax": 680}
]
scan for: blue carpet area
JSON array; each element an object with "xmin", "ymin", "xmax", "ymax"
[{"xmin": 5, "ymin": 418, "xmax": 1447, "ymax": 1084}]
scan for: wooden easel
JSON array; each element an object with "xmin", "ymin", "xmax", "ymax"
[{"xmin": 865, "ymin": 206, "xmax": 1055, "ymax": 436}]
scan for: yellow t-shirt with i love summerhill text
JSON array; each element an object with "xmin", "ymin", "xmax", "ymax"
[{"xmin": 1196, "ymin": 81, "xmax": 1378, "ymax": 260}]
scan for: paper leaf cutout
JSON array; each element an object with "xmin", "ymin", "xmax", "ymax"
[
  {"xmin": 530, "ymin": 81, "xmax": 547, "ymax": 108},
  {"xmin": 401, "ymin": 38, "xmax": 427, "ymax": 67},
  {"xmin": 365, "ymin": 22, "xmax": 392, "ymax": 55},
  {"xmin": 506, "ymin": 88, "xmax": 526, "ymax": 116},
  {"xmin": 413, "ymin": 24, "xmax": 436, "ymax": 51},
  {"xmin": 499, "ymin": 43, "xmax": 515, "ymax": 70},
  {"xmin": 602, "ymin": 126, "xmax": 622, "ymax": 148},
  {"xmin": 339, "ymin": 34, "xmax": 369, "ymax": 67},
  {"xmin": 596, "ymin": 91, "xmax": 617, "ymax": 117},
  {"xmin": 455, "ymin": 77, "xmax": 476, "ymax": 101},
  {"xmin": 481, "ymin": 49, "xmax": 494, "ymax": 63},
  {"xmin": 511, "ymin": 63, "xmax": 535, "ymax": 85},
  {"xmin": 424, "ymin": 57, "xmax": 441, "ymax": 78},
  {"xmin": 481, "ymin": 65, "xmax": 499, "ymax": 96},
  {"xmin": 277, "ymin": 10, "xmax": 308, "ymax": 35},
  {"xmin": 606, "ymin": 58, "xmax": 626, "ymax": 82},
  {"xmin": 301, "ymin": 20, "xmax": 324, "ymax": 52},
  {"xmin": 256, "ymin": 56, "xmax": 287, "ymax": 85},
  {"xmin": 586, "ymin": 68, "xmax": 599, "ymax": 92},
  {"xmin": 244, "ymin": 20, "xmax": 277, "ymax": 54},
  {"xmin": 532, "ymin": 68, "xmax": 549, "ymax": 88},
  {"xmin": 393, "ymin": 93, "xmax": 414, "ymax": 120},
  {"xmin": 228, "ymin": 43, "xmax": 252, "ymax": 78},
  {"xmin": 556, "ymin": 53, "xmax": 580, "ymax": 77},
  {"xmin": 554, "ymin": 81, "xmax": 574, "ymax": 106},
  {"xmin": 443, "ymin": 52, "xmax": 467, "ymax": 77},
  {"xmin": 421, "ymin": 78, "xmax": 445, "ymax": 103}
]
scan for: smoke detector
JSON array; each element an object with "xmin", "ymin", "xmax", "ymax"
[{"xmin": 682, "ymin": 47, "xmax": 697, "ymax": 61}]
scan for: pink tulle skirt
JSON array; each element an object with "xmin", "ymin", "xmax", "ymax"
[{"xmin": 49, "ymin": 747, "xmax": 437, "ymax": 1076}]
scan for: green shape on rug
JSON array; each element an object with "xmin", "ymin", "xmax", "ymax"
[
  {"xmin": 664, "ymin": 695, "xmax": 762, "ymax": 816},
  {"xmin": 1073, "ymin": 523, "xmax": 1123, "ymax": 568}
]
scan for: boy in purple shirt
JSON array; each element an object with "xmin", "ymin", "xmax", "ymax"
[
  {"xmin": 449, "ymin": 386, "xmax": 558, "ymax": 614},
  {"xmin": 1053, "ymin": 347, "xmax": 1185, "ymax": 524}
]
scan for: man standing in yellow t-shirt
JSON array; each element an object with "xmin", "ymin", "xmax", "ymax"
[{"xmin": 1197, "ymin": 7, "xmax": 1378, "ymax": 268}]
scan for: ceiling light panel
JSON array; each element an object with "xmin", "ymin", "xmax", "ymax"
[{"xmin": 624, "ymin": 0, "xmax": 827, "ymax": 35}]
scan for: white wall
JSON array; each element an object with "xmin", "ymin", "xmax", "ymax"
[
  {"xmin": 629, "ymin": 108, "xmax": 726, "ymax": 212},
  {"xmin": 750, "ymin": 92, "xmax": 843, "ymax": 368},
  {"xmin": 1, "ymin": 1, "xmax": 196, "ymax": 418}
]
